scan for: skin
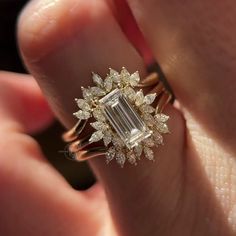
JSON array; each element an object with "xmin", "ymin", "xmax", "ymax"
[{"xmin": 0, "ymin": 0, "xmax": 235, "ymax": 235}]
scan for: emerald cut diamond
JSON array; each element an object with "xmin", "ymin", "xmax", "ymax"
[{"xmin": 99, "ymin": 89, "xmax": 151, "ymax": 149}]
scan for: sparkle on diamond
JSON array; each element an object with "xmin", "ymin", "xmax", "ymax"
[{"xmin": 99, "ymin": 88, "xmax": 152, "ymax": 149}]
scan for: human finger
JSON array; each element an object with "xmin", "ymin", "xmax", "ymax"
[
  {"xmin": 0, "ymin": 72, "xmax": 109, "ymax": 235},
  {"xmin": 18, "ymin": 0, "xmax": 185, "ymax": 235}
]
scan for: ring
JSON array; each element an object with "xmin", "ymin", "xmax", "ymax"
[{"xmin": 62, "ymin": 67, "xmax": 172, "ymax": 167}]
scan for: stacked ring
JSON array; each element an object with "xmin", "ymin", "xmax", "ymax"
[{"xmin": 63, "ymin": 67, "xmax": 172, "ymax": 167}]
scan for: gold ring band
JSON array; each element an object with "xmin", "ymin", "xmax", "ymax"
[{"xmin": 72, "ymin": 147, "xmax": 107, "ymax": 162}]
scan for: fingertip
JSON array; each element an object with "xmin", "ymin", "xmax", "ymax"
[
  {"xmin": 18, "ymin": 0, "xmax": 64, "ymax": 61},
  {"xmin": 17, "ymin": 0, "xmax": 105, "ymax": 62}
]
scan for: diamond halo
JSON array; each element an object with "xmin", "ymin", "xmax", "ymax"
[{"xmin": 73, "ymin": 67, "xmax": 170, "ymax": 167}]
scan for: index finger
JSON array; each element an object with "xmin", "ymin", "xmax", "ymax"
[{"xmin": 17, "ymin": 0, "xmax": 185, "ymax": 235}]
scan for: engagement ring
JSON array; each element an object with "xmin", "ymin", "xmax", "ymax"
[{"xmin": 63, "ymin": 67, "xmax": 172, "ymax": 167}]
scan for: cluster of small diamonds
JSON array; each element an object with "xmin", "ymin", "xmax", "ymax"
[{"xmin": 73, "ymin": 68, "xmax": 170, "ymax": 167}]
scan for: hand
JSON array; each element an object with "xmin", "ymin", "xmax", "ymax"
[{"xmin": 1, "ymin": 0, "xmax": 236, "ymax": 235}]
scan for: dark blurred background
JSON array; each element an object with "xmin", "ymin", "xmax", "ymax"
[{"xmin": 0, "ymin": 0, "xmax": 95, "ymax": 190}]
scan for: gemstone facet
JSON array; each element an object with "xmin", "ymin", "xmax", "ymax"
[
  {"xmin": 73, "ymin": 68, "xmax": 170, "ymax": 167},
  {"xmin": 99, "ymin": 88, "xmax": 151, "ymax": 149}
]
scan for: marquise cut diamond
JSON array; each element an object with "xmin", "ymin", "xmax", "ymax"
[
  {"xmin": 99, "ymin": 89, "xmax": 151, "ymax": 149},
  {"xmin": 72, "ymin": 68, "xmax": 170, "ymax": 166}
]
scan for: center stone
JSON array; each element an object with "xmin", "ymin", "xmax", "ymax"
[{"xmin": 99, "ymin": 88, "xmax": 151, "ymax": 149}]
